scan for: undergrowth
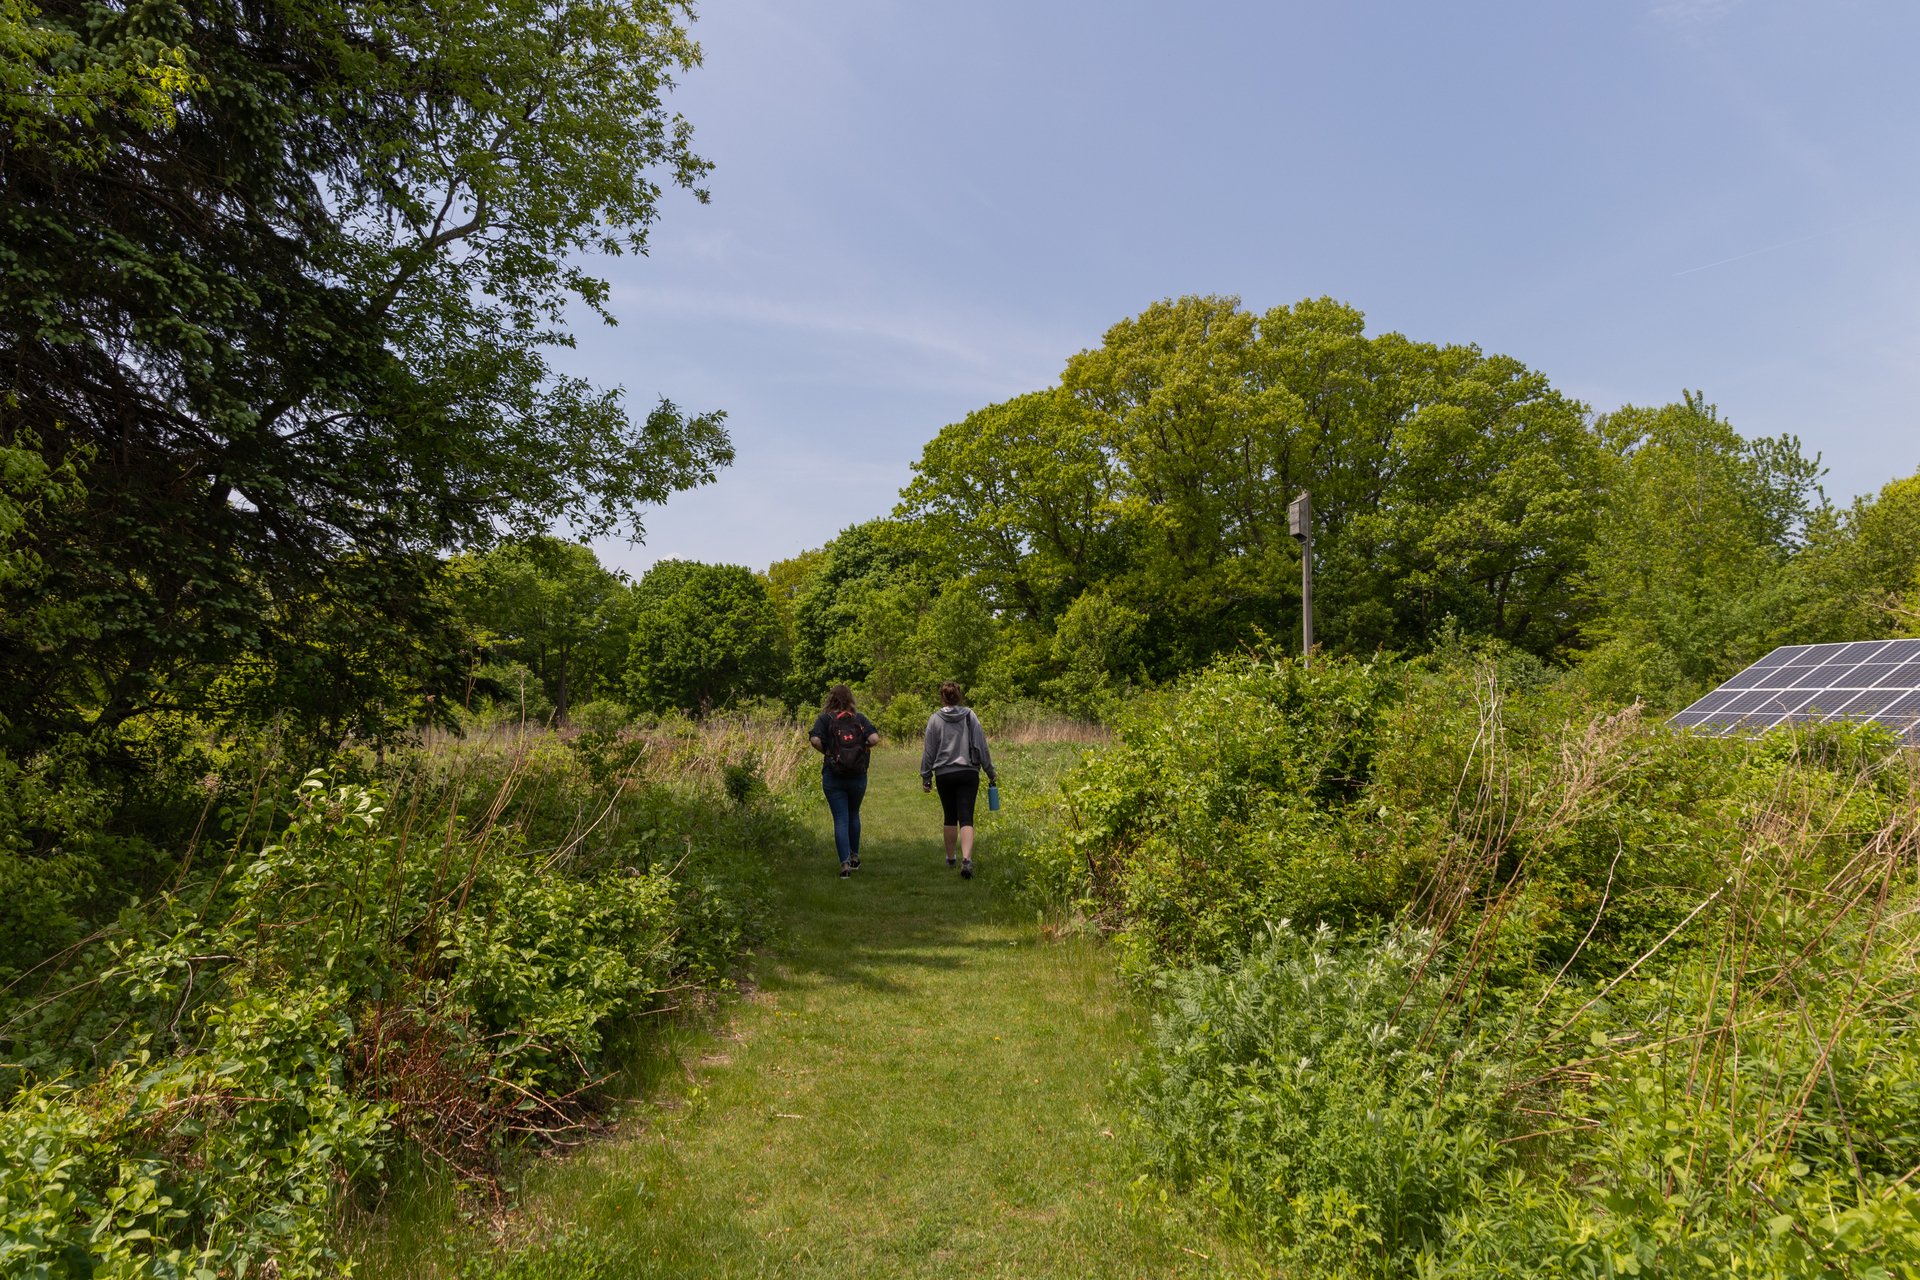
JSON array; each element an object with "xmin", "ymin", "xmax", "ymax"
[
  {"xmin": 1018, "ymin": 651, "xmax": 1920, "ymax": 1277},
  {"xmin": 0, "ymin": 726, "xmax": 800, "ymax": 1279}
]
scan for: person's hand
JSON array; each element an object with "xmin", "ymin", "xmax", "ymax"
[{"xmin": 922, "ymin": 780, "xmax": 932, "ymax": 792}]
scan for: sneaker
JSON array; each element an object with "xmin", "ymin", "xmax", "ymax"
[
  {"xmin": 960, "ymin": 859, "xmax": 973, "ymax": 880},
  {"xmin": 946, "ymin": 855, "xmax": 957, "ymax": 868},
  {"xmin": 849, "ymin": 855, "xmax": 860, "ymax": 870},
  {"xmin": 839, "ymin": 864, "xmax": 851, "ymax": 878}
]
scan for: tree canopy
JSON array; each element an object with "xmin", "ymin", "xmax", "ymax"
[
  {"xmin": 0, "ymin": 0, "xmax": 729, "ymax": 750},
  {"xmin": 625, "ymin": 560, "xmax": 786, "ymax": 717}
]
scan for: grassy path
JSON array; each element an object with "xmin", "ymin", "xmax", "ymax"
[{"xmin": 363, "ymin": 745, "xmax": 1254, "ymax": 1278}]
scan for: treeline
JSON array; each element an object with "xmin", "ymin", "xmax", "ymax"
[
  {"xmin": 810, "ymin": 295, "xmax": 1920, "ymax": 720},
  {"xmin": 443, "ymin": 297, "xmax": 1920, "ymax": 747}
]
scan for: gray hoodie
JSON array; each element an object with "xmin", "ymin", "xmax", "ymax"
[{"xmin": 920, "ymin": 705, "xmax": 995, "ymax": 783}]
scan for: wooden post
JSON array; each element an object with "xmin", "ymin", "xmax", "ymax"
[{"xmin": 1288, "ymin": 491, "xmax": 1313, "ymax": 665}]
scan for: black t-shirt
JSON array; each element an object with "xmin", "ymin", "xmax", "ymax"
[{"xmin": 810, "ymin": 708, "xmax": 878, "ymax": 772}]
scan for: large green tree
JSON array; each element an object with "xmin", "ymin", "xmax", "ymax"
[
  {"xmin": 900, "ymin": 296, "xmax": 1601, "ymax": 679},
  {"xmin": 897, "ymin": 389, "xmax": 1125, "ymax": 626},
  {"xmin": 1577, "ymin": 393, "xmax": 1823, "ymax": 703},
  {"xmin": 0, "ymin": 0, "xmax": 728, "ymax": 750},
  {"xmin": 625, "ymin": 561, "xmax": 786, "ymax": 717},
  {"xmin": 1787, "ymin": 468, "xmax": 1920, "ymax": 644}
]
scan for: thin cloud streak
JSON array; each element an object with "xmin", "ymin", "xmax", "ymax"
[
  {"xmin": 1649, "ymin": 0, "xmax": 1746, "ymax": 25},
  {"xmin": 608, "ymin": 283, "xmax": 1077, "ymax": 382},
  {"xmin": 1672, "ymin": 214, "xmax": 1892, "ymax": 277}
]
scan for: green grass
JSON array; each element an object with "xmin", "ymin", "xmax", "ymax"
[{"xmin": 351, "ymin": 744, "xmax": 1258, "ymax": 1279}]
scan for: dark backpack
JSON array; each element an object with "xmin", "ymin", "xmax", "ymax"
[{"xmin": 825, "ymin": 710, "xmax": 870, "ymax": 776}]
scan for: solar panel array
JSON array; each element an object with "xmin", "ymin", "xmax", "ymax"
[{"xmin": 1669, "ymin": 639, "xmax": 1920, "ymax": 744}]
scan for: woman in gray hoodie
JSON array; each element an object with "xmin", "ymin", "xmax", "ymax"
[{"xmin": 920, "ymin": 681, "xmax": 996, "ymax": 879}]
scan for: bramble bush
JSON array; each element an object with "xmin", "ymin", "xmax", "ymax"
[{"xmin": 0, "ymin": 732, "xmax": 796, "ymax": 1279}]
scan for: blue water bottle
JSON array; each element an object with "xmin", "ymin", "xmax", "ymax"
[{"xmin": 987, "ymin": 783, "xmax": 1001, "ymax": 812}]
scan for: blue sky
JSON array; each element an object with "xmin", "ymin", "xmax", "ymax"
[{"xmin": 569, "ymin": 0, "xmax": 1920, "ymax": 577}]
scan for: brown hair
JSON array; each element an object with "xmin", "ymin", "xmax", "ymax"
[
  {"xmin": 824, "ymin": 684, "xmax": 855, "ymax": 714},
  {"xmin": 939, "ymin": 681, "xmax": 963, "ymax": 707}
]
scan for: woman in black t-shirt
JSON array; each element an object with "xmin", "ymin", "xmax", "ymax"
[{"xmin": 808, "ymin": 684, "xmax": 880, "ymax": 878}]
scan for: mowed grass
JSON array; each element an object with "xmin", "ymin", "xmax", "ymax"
[{"xmin": 353, "ymin": 743, "xmax": 1257, "ymax": 1279}]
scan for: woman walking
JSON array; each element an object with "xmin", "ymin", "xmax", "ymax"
[
  {"xmin": 920, "ymin": 681, "xmax": 996, "ymax": 879},
  {"xmin": 809, "ymin": 684, "xmax": 879, "ymax": 878}
]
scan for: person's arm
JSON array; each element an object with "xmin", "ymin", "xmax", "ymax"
[
  {"xmin": 920, "ymin": 717, "xmax": 937, "ymax": 789},
  {"xmin": 807, "ymin": 712, "xmax": 825, "ymax": 754},
  {"xmin": 863, "ymin": 714, "xmax": 880, "ymax": 747},
  {"xmin": 972, "ymin": 711, "xmax": 996, "ymax": 784}
]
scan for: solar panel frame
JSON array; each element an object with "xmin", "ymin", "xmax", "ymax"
[{"xmin": 1668, "ymin": 640, "xmax": 1920, "ymax": 746}]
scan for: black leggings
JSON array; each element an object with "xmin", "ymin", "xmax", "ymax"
[{"xmin": 935, "ymin": 769, "xmax": 980, "ymax": 827}]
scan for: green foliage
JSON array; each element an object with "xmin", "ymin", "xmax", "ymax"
[
  {"xmin": 1049, "ymin": 654, "xmax": 1410, "ymax": 969},
  {"xmin": 1039, "ymin": 644, "xmax": 1920, "ymax": 1278},
  {"xmin": 625, "ymin": 560, "xmax": 787, "ymax": 717},
  {"xmin": 1, "ymin": 0, "xmax": 730, "ymax": 754},
  {"xmin": 898, "ymin": 296, "xmax": 1601, "ymax": 679},
  {"xmin": 896, "ymin": 388, "xmax": 1123, "ymax": 626},
  {"xmin": 0, "ymin": 743, "xmax": 788, "ymax": 1277},
  {"xmin": 1138, "ymin": 925, "xmax": 1504, "ymax": 1275},
  {"xmin": 1428, "ymin": 940, "xmax": 1920, "ymax": 1279},
  {"xmin": 874, "ymin": 691, "xmax": 933, "ymax": 743},
  {"xmin": 448, "ymin": 537, "xmax": 634, "ymax": 723},
  {"xmin": 785, "ymin": 519, "xmax": 936, "ymax": 704},
  {"xmin": 1789, "ymin": 467, "xmax": 1920, "ymax": 644},
  {"xmin": 0, "ymin": 0, "xmax": 197, "ymax": 161},
  {"xmin": 721, "ymin": 754, "xmax": 762, "ymax": 806},
  {"xmin": 1576, "ymin": 393, "xmax": 1824, "ymax": 706},
  {"xmin": 1, "ymin": 989, "xmax": 389, "ymax": 1280},
  {"xmin": 466, "ymin": 660, "xmax": 557, "ymax": 728},
  {"xmin": 569, "ymin": 698, "xmax": 634, "ymax": 734},
  {"xmin": 1044, "ymin": 587, "xmax": 1147, "ymax": 719}
]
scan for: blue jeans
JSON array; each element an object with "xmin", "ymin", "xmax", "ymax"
[{"xmin": 821, "ymin": 765, "xmax": 868, "ymax": 864}]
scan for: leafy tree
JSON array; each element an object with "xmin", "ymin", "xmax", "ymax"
[
  {"xmin": 1045, "ymin": 588, "xmax": 1147, "ymax": 718},
  {"xmin": 1577, "ymin": 394, "xmax": 1823, "ymax": 704},
  {"xmin": 0, "ymin": 0, "xmax": 729, "ymax": 751},
  {"xmin": 1, "ymin": 0, "xmax": 195, "ymax": 160},
  {"xmin": 205, "ymin": 553, "xmax": 469, "ymax": 750},
  {"xmin": 785, "ymin": 521, "xmax": 936, "ymax": 703},
  {"xmin": 1060, "ymin": 295, "xmax": 1290, "ymax": 672},
  {"xmin": 625, "ymin": 561, "xmax": 786, "ymax": 716},
  {"xmin": 763, "ymin": 546, "xmax": 828, "ymax": 654},
  {"xmin": 447, "ymin": 538, "xmax": 630, "ymax": 722},
  {"xmin": 897, "ymin": 389, "xmax": 1124, "ymax": 626},
  {"xmin": 1788, "ymin": 470, "xmax": 1920, "ymax": 642}
]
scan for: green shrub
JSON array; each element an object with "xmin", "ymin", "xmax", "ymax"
[
  {"xmin": 874, "ymin": 691, "xmax": 932, "ymax": 743},
  {"xmin": 0, "ymin": 746, "xmax": 789, "ymax": 1278},
  {"xmin": 1044, "ymin": 654, "xmax": 1412, "ymax": 970},
  {"xmin": 0, "ymin": 988, "xmax": 388, "ymax": 1279},
  {"xmin": 1053, "ymin": 647, "xmax": 1920, "ymax": 1278},
  {"xmin": 1138, "ymin": 924, "xmax": 1506, "ymax": 1276},
  {"xmin": 721, "ymin": 753, "xmax": 762, "ymax": 806},
  {"xmin": 1428, "ymin": 938, "xmax": 1920, "ymax": 1278},
  {"xmin": 568, "ymin": 698, "xmax": 632, "ymax": 733}
]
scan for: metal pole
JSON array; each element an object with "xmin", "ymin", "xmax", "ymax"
[{"xmin": 1288, "ymin": 491, "xmax": 1313, "ymax": 666}]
